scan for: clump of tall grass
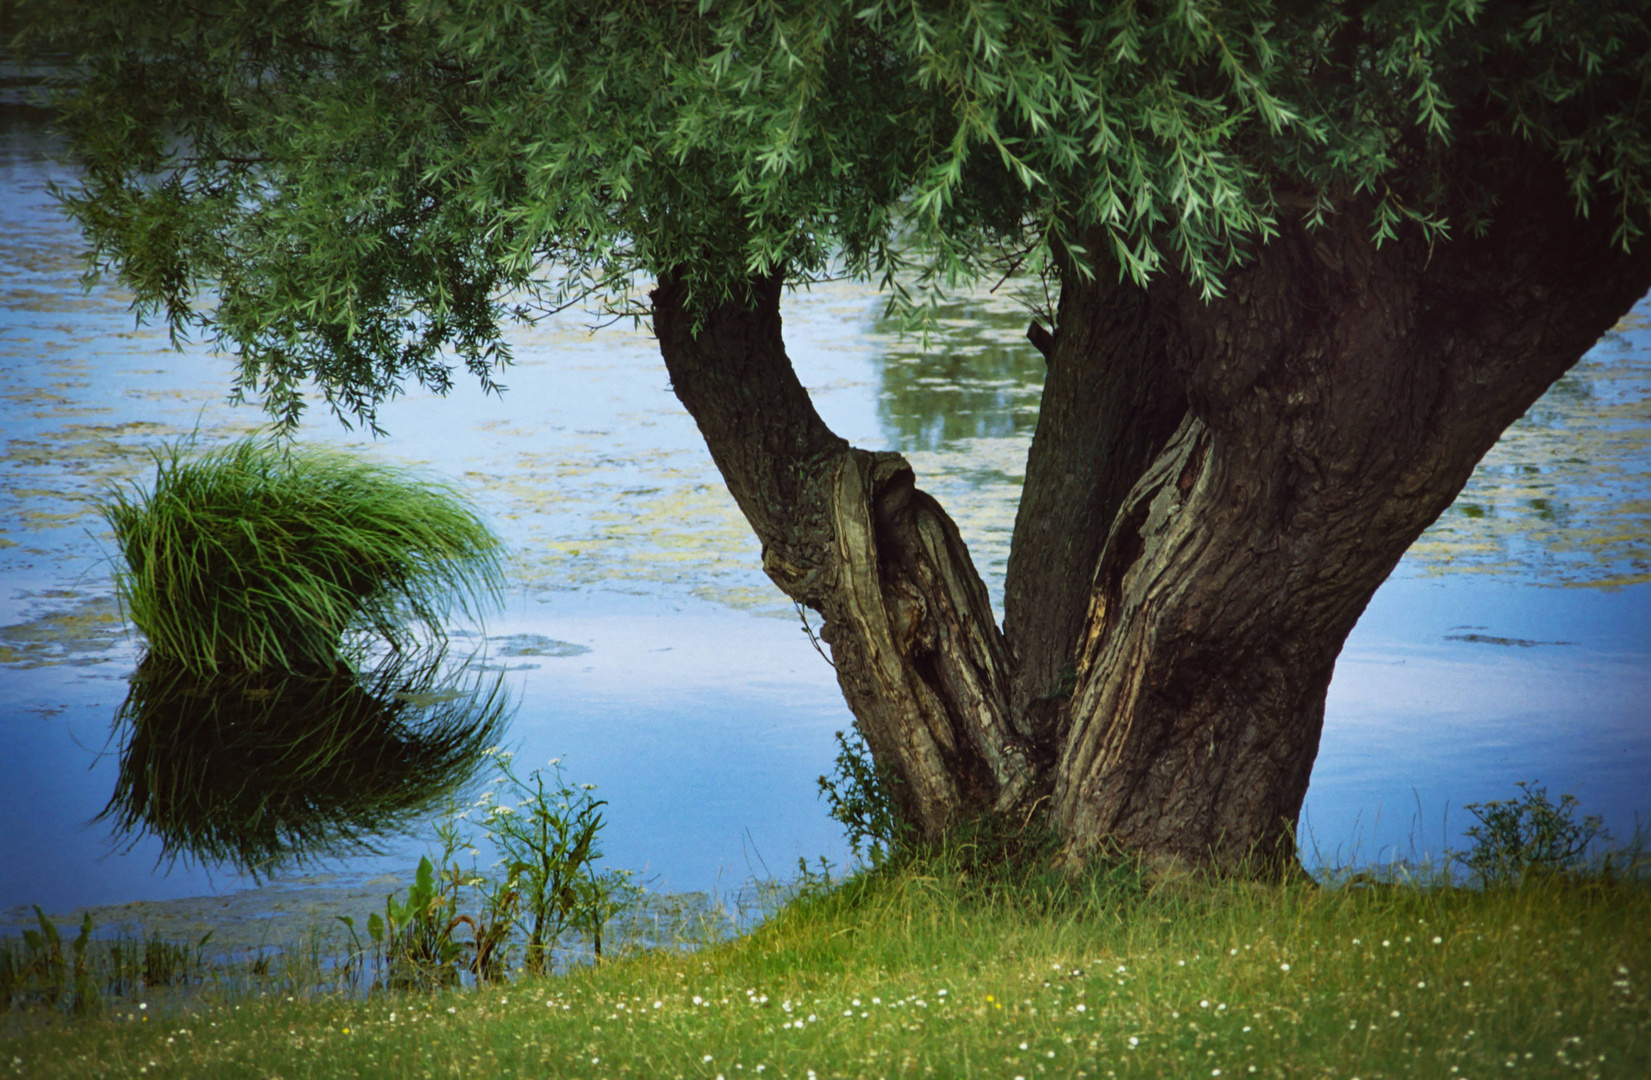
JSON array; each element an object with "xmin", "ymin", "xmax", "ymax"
[{"xmin": 98, "ymin": 436, "xmax": 504, "ymax": 674}]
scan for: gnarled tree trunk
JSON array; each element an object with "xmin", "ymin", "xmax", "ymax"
[
  {"xmin": 653, "ymin": 159, "xmax": 1651, "ymax": 875},
  {"xmin": 652, "ymin": 273, "xmax": 1039, "ymax": 844}
]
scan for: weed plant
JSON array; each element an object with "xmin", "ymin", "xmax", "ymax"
[
  {"xmin": 817, "ymin": 727, "xmax": 911, "ymax": 867},
  {"xmin": 1457, "ymin": 780, "xmax": 1614, "ymax": 886},
  {"xmin": 357, "ymin": 756, "xmax": 644, "ymax": 991},
  {"xmin": 99, "ymin": 436, "xmax": 504, "ymax": 674},
  {"xmin": 0, "ymin": 915, "xmax": 213, "ymax": 1018}
]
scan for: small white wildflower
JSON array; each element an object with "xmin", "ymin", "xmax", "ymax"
[{"xmin": 1280, "ymin": 963, "xmax": 1290, "ymax": 972}]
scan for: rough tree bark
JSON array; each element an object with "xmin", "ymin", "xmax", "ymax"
[
  {"xmin": 653, "ymin": 158, "xmax": 1651, "ymax": 875},
  {"xmin": 653, "ymin": 273, "xmax": 1039, "ymax": 843}
]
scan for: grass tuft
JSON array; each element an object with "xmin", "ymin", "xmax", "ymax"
[{"xmin": 98, "ymin": 436, "xmax": 504, "ymax": 673}]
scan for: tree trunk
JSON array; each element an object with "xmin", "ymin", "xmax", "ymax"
[
  {"xmin": 1049, "ymin": 164, "xmax": 1651, "ymax": 875},
  {"xmin": 653, "ymin": 158, "xmax": 1651, "ymax": 875},
  {"xmin": 652, "ymin": 273, "xmax": 1039, "ymax": 844}
]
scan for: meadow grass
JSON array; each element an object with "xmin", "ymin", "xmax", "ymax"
[
  {"xmin": 98, "ymin": 437, "xmax": 504, "ymax": 674},
  {"xmin": 6, "ymin": 858, "xmax": 1645, "ymax": 1079}
]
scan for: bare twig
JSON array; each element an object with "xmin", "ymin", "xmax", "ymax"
[{"xmin": 794, "ymin": 600, "xmax": 835, "ymax": 668}]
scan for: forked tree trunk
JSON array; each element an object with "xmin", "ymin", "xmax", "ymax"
[
  {"xmin": 652, "ymin": 274, "xmax": 1039, "ymax": 843},
  {"xmin": 653, "ymin": 160, "xmax": 1651, "ymax": 875}
]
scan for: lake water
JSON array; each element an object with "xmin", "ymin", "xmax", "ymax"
[{"xmin": 2, "ymin": 88, "xmax": 1649, "ymax": 927}]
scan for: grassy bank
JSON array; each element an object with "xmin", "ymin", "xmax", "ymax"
[{"xmin": 5, "ymin": 860, "xmax": 1646, "ymax": 1079}]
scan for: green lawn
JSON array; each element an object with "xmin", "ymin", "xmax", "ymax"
[{"xmin": 5, "ymin": 861, "xmax": 1647, "ymax": 1079}]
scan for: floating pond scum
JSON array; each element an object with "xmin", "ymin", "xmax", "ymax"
[{"xmin": 97, "ymin": 437, "xmax": 506, "ymax": 674}]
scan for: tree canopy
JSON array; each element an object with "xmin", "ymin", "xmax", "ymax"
[{"xmin": 24, "ymin": 0, "xmax": 1650, "ymax": 429}]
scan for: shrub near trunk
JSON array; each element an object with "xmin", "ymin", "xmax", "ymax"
[{"xmin": 99, "ymin": 437, "xmax": 504, "ymax": 674}]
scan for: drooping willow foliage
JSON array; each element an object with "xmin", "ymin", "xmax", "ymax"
[
  {"xmin": 98, "ymin": 437, "xmax": 504, "ymax": 674},
  {"xmin": 19, "ymin": 0, "xmax": 1649, "ymax": 430}
]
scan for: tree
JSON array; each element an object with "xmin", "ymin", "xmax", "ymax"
[{"xmin": 21, "ymin": 0, "xmax": 1651, "ymax": 875}]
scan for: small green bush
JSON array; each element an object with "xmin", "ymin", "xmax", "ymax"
[
  {"xmin": 816, "ymin": 727, "xmax": 911, "ymax": 866},
  {"xmin": 99, "ymin": 436, "xmax": 504, "ymax": 673},
  {"xmin": 1457, "ymin": 780, "xmax": 1611, "ymax": 886}
]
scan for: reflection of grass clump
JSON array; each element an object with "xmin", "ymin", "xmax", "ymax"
[
  {"xmin": 99, "ymin": 437, "xmax": 503, "ymax": 673},
  {"xmin": 99, "ymin": 654, "xmax": 510, "ymax": 874}
]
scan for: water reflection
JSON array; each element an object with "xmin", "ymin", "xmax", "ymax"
[
  {"xmin": 873, "ymin": 295, "xmax": 1045, "ymax": 453},
  {"xmin": 98, "ymin": 652, "xmax": 511, "ymax": 877}
]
